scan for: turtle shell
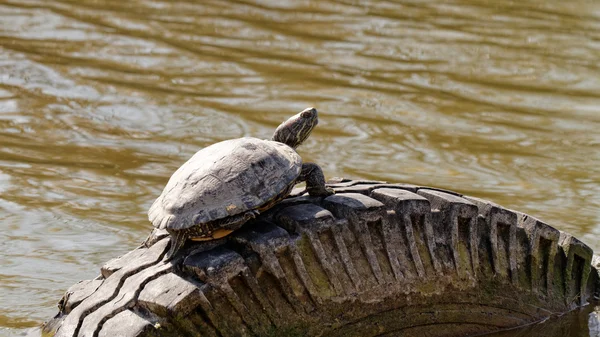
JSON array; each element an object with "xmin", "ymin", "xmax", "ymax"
[{"xmin": 148, "ymin": 137, "xmax": 302, "ymax": 231}]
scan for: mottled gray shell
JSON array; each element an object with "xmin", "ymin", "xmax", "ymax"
[{"xmin": 148, "ymin": 137, "xmax": 302, "ymax": 231}]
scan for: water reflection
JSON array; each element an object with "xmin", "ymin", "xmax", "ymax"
[{"xmin": 0, "ymin": 0, "xmax": 599, "ymax": 335}]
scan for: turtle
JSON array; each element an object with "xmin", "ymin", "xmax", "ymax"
[{"xmin": 148, "ymin": 107, "xmax": 334, "ymax": 259}]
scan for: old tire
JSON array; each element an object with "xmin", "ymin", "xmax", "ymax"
[{"xmin": 44, "ymin": 179, "xmax": 599, "ymax": 337}]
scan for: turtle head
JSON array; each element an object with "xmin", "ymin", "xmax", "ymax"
[{"xmin": 271, "ymin": 107, "xmax": 319, "ymax": 149}]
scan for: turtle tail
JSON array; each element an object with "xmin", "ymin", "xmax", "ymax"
[{"xmin": 165, "ymin": 229, "xmax": 186, "ymax": 260}]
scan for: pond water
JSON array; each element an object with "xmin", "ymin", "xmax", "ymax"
[{"xmin": 0, "ymin": 0, "xmax": 599, "ymax": 336}]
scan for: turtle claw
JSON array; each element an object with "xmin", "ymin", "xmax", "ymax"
[
  {"xmin": 244, "ymin": 210, "xmax": 260, "ymax": 220},
  {"xmin": 307, "ymin": 186, "xmax": 335, "ymax": 197},
  {"xmin": 165, "ymin": 230, "xmax": 186, "ymax": 260}
]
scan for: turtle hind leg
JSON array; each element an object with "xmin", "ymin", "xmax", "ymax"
[
  {"xmin": 165, "ymin": 229, "xmax": 187, "ymax": 260},
  {"xmin": 298, "ymin": 163, "xmax": 334, "ymax": 197},
  {"xmin": 189, "ymin": 210, "xmax": 259, "ymax": 242},
  {"xmin": 165, "ymin": 211, "xmax": 261, "ymax": 258}
]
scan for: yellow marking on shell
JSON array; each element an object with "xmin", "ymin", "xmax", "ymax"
[
  {"xmin": 190, "ymin": 229, "xmax": 234, "ymax": 241},
  {"xmin": 226, "ymin": 204, "xmax": 237, "ymax": 213}
]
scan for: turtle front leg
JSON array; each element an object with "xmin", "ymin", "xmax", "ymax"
[{"xmin": 298, "ymin": 163, "xmax": 334, "ymax": 197}]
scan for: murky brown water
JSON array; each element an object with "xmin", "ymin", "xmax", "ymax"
[{"xmin": 1, "ymin": 0, "xmax": 599, "ymax": 336}]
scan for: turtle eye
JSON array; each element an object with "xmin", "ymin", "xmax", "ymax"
[{"xmin": 300, "ymin": 107, "xmax": 316, "ymax": 118}]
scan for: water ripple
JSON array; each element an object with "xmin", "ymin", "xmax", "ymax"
[{"xmin": 0, "ymin": 0, "xmax": 599, "ymax": 334}]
